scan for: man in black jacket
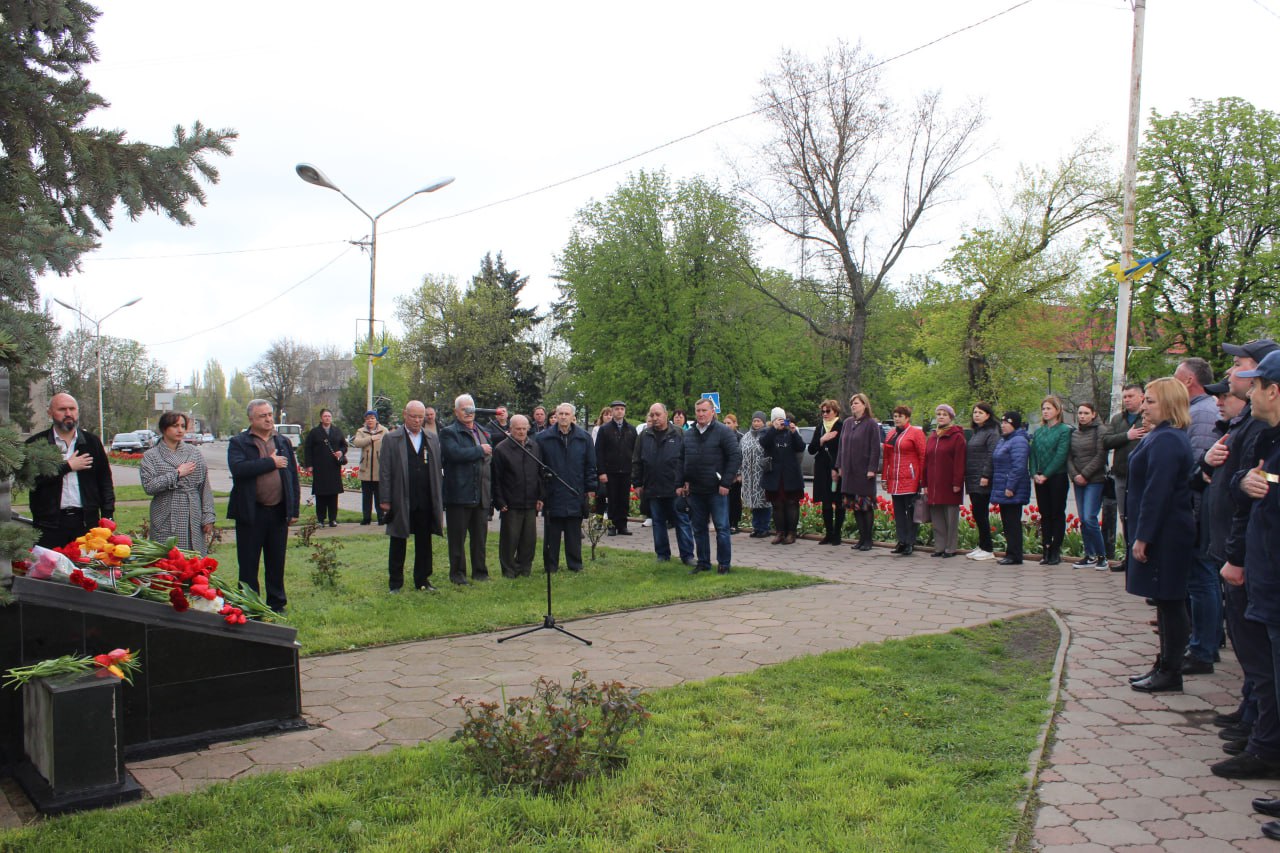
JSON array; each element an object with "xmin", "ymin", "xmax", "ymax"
[
  {"xmin": 492, "ymin": 415, "xmax": 543, "ymax": 578},
  {"xmin": 1103, "ymin": 383, "xmax": 1147, "ymax": 572},
  {"xmin": 682, "ymin": 398, "xmax": 741, "ymax": 574},
  {"xmin": 227, "ymin": 399, "xmax": 300, "ymax": 613},
  {"xmin": 596, "ymin": 400, "xmax": 636, "ymax": 536},
  {"xmin": 25, "ymin": 392, "xmax": 115, "ymax": 549},
  {"xmin": 632, "ymin": 403, "xmax": 693, "ymax": 565},
  {"xmin": 535, "ymin": 403, "xmax": 597, "ymax": 573}
]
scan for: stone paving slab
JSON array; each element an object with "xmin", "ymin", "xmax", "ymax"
[{"xmin": 5, "ymin": 487, "xmax": 1276, "ymax": 848}]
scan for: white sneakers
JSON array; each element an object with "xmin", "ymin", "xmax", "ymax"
[
  {"xmin": 642, "ymin": 518, "xmax": 653, "ymax": 527},
  {"xmin": 966, "ymin": 548, "xmax": 995, "ymax": 561}
]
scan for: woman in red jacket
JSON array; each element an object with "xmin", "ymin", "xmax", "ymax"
[
  {"xmin": 921, "ymin": 404, "xmax": 967, "ymax": 558},
  {"xmin": 882, "ymin": 405, "xmax": 926, "ymax": 556}
]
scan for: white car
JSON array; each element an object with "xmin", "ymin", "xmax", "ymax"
[{"xmin": 201, "ymin": 433, "xmax": 215, "ymax": 444}]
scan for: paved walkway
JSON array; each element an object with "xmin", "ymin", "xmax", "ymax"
[{"xmin": 3, "ymin": 468, "xmax": 1276, "ymax": 848}]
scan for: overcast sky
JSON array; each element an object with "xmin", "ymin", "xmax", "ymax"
[{"xmin": 36, "ymin": 0, "xmax": 1279, "ymax": 388}]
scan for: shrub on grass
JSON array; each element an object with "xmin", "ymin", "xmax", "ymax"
[
  {"xmin": 310, "ymin": 538, "xmax": 343, "ymax": 589},
  {"xmin": 452, "ymin": 672, "xmax": 650, "ymax": 791}
]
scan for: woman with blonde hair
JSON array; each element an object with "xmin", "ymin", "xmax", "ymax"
[
  {"xmin": 808, "ymin": 398, "xmax": 845, "ymax": 544},
  {"xmin": 1125, "ymin": 377, "xmax": 1195, "ymax": 693},
  {"xmin": 1030, "ymin": 395, "xmax": 1072, "ymax": 566},
  {"xmin": 836, "ymin": 393, "xmax": 882, "ymax": 551}
]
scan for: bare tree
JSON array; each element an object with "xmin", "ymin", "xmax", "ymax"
[
  {"xmin": 248, "ymin": 338, "xmax": 317, "ymax": 420},
  {"xmin": 738, "ymin": 41, "xmax": 986, "ymax": 397}
]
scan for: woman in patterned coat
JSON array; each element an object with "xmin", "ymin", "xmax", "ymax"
[
  {"xmin": 140, "ymin": 411, "xmax": 216, "ymax": 556},
  {"xmin": 739, "ymin": 412, "xmax": 772, "ymax": 537}
]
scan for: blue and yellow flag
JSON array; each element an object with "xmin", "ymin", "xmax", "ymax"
[{"xmin": 1106, "ymin": 250, "xmax": 1172, "ymax": 283}]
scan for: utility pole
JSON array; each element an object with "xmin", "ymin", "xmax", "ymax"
[{"xmin": 1109, "ymin": 0, "xmax": 1147, "ymax": 417}]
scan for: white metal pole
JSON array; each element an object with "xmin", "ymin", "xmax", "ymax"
[{"xmin": 1109, "ymin": 0, "xmax": 1147, "ymax": 417}]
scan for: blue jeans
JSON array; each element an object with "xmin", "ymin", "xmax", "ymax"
[
  {"xmin": 1073, "ymin": 482, "xmax": 1105, "ymax": 557},
  {"xmin": 1187, "ymin": 555, "xmax": 1224, "ymax": 664},
  {"xmin": 687, "ymin": 491, "xmax": 731, "ymax": 570},
  {"xmin": 751, "ymin": 506, "xmax": 772, "ymax": 536},
  {"xmin": 648, "ymin": 496, "xmax": 694, "ymax": 562}
]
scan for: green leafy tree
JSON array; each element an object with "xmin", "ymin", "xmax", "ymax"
[
  {"xmin": 395, "ymin": 253, "xmax": 544, "ymax": 414},
  {"xmin": 0, "ymin": 0, "xmax": 235, "ymax": 428},
  {"xmin": 556, "ymin": 171, "xmax": 831, "ymax": 416},
  {"xmin": 226, "ymin": 369, "xmax": 253, "ymax": 434},
  {"xmin": 339, "ymin": 335, "xmax": 411, "ymax": 426},
  {"xmin": 1130, "ymin": 97, "xmax": 1280, "ymax": 377},
  {"xmin": 200, "ymin": 360, "xmax": 228, "ymax": 437}
]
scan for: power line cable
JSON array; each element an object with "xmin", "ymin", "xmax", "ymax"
[
  {"xmin": 144, "ymin": 245, "xmax": 355, "ymax": 345},
  {"xmin": 95, "ymin": 0, "xmax": 1040, "ymax": 259}
]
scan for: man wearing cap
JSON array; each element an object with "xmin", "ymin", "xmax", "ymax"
[
  {"xmin": 1213, "ymin": 350, "xmax": 1280, "ymax": 796},
  {"xmin": 1205, "ymin": 340, "xmax": 1280, "ymax": 781},
  {"xmin": 595, "ymin": 400, "xmax": 636, "ymax": 536},
  {"xmin": 1104, "ymin": 383, "xmax": 1148, "ymax": 572},
  {"xmin": 352, "ymin": 409, "xmax": 390, "ymax": 525}
]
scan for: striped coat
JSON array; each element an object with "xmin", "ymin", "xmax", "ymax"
[{"xmin": 140, "ymin": 441, "xmax": 216, "ymax": 555}]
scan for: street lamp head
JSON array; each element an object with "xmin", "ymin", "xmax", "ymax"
[
  {"xmin": 296, "ymin": 163, "xmax": 340, "ymax": 192},
  {"xmin": 122, "ymin": 297, "xmax": 142, "ymax": 308},
  {"xmin": 418, "ymin": 176, "xmax": 455, "ymax": 194},
  {"xmin": 52, "ymin": 297, "xmax": 75, "ymax": 313}
]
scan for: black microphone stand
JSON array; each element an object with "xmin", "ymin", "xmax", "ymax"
[{"xmin": 483, "ymin": 416, "xmax": 592, "ymax": 646}]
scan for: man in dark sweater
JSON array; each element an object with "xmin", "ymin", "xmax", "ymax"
[
  {"xmin": 681, "ymin": 398, "xmax": 741, "ymax": 575},
  {"xmin": 595, "ymin": 400, "xmax": 636, "ymax": 536}
]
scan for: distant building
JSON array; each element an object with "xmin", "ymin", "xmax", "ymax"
[{"xmin": 300, "ymin": 359, "xmax": 356, "ymax": 423}]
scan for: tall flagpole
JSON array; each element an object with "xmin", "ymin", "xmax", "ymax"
[{"xmin": 1109, "ymin": 0, "xmax": 1147, "ymax": 417}]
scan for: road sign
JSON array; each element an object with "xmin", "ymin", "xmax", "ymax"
[{"xmin": 701, "ymin": 392, "xmax": 721, "ymax": 413}]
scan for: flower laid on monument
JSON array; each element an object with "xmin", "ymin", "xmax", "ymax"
[
  {"xmin": 13, "ymin": 519, "xmax": 277, "ymax": 625},
  {"xmin": 3, "ymin": 648, "xmax": 142, "ymax": 689}
]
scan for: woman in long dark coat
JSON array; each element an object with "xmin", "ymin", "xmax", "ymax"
[
  {"xmin": 1125, "ymin": 377, "xmax": 1196, "ymax": 693},
  {"xmin": 304, "ymin": 408, "xmax": 348, "ymax": 527},
  {"xmin": 837, "ymin": 393, "xmax": 882, "ymax": 551},
  {"xmin": 761, "ymin": 409, "xmax": 806, "ymax": 545},
  {"xmin": 808, "ymin": 398, "xmax": 844, "ymax": 544},
  {"xmin": 964, "ymin": 403, "xmax": 999, "ymax": 561}
]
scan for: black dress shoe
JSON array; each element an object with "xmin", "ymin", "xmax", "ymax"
[
  {"xmin": 1253, "ymin": 797, "xmax": 1280, "ymax": 818},
  {"xmin": 618, "ymin": 529, "xmax": 633, "ymax": 536},
  {"xmin": 1182, "ymin": 656, "xmax": 1215, "ymax": 675},
  {"xmin": 360, "ymin": 519, "xmax": 372, "ymax": 525},
  {"xmin": 997, "ymin": 557, "xmax": 1022, "ymax": 565},
  {"xmin": 717, "ymin": 566, "xmax": 730, "ymax": 574},
  {"xmin": 939, "ymin": 551, "xmax": 956, "ymax": 558},
  {"xmin": 1224, "ymin": 738, "xmax": 1249, "ymax": 755},
  {"xmin": 451, "ymin": 577, "xmax": 471, "ymax": 586},
  {"xmin": 1131, "ymin": 670, "xmax": 1182, "ymax": 693},
  {"xmin": 1129, "ymin": 667, "xmax": 1158, "ymax": 684},
  {"xmin": 892, "ymin": 543, "xmax": 906, "ymax": 554},
  {"xmin": 901, "ymin": 544, "xmax": 914, "ymax": 556},
  {"xmin": 1221, "ymin": 722, "xmax": 1254, "ymax": 741},
  {"xmin": 931, "ymin": 551, "xmax": 946, "ymax": 558},
  {"xmin": 1264, "ymin": 820, "xmax": 1280, "ymax": 841},
  {"xmin": 1213, "ymin": 752, "xmax": 1280, "ymax": 779},
  {"xmin": 1215, "ymin": 710, "xmax": 1245, "ymax": 727}
]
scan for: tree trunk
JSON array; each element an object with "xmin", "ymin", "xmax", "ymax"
[
  {"xmin": 964, "ymin": 300, "xmax": 990, "ymax": 399},
  {"xmin": 843, "ymin": 305, "xmax": 869, "ymax": 400}
]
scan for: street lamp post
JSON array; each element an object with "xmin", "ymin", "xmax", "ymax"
[
  {"xmin": 295, "ymin": 164, "xmax": 454, "ymax": 412},
  {"xmin": 52, "ymin": 297, "xmax": 143, "ymax": 438}
]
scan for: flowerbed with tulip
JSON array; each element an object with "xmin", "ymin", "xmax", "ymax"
[
  {"xmin": 107, "ymin": 450, "xmax": 142, "ymax": 467},
  {"xmin": 297, "ymin": 464, "xmax": 361, "ymax": 492},
  {"xmin": 628, "ymin": 489, "xmax": 1093, "ymax": 557},
  {"xmin": 11, "ymin": 518, "xmax": 274, "ymax": 624}
]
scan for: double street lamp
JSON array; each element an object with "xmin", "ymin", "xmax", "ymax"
[
  {"xmin": 52, "ymin": 297, "xmax": 143, "ymax": 439},
  {"xmin": 295, "ymin": 164, "xmax": 454, "ymax": 412}
]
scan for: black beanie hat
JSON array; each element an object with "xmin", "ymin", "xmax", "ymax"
[{"xmin": 1002, "ymin": 411, "xmax": 1022, "ymax": 430}]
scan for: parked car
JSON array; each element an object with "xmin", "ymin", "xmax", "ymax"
[
  {"xmin": 201, "ymin": 433, "xmax": 215, "ymax": 444},
  {"xmin": 135, "ymin": 429, "xmax": 158, "ymax": 448},
  {"xmin": 182, "ymin": 431, "xmax": 202, "ymax": 445},
  {"xmin": 276, "ymin": 423, "xmax": 302, "ymax": 449},
  {"xmin": 798, "ymin": 426, "xmax": 816, "ymax": 480},
  {"xmin": 110, "ymin": 432, "xmax": 146, "ymax": 453}
]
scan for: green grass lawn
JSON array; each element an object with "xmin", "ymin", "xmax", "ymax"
[
  {"xmin": 272, "ymin": 533, "xmax": 817, "ymax": 655},
  {"xmin": 0, "ymin": 614, "xmax": 1057, "ymax": 852}
]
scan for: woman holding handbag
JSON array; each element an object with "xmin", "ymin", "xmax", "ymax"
[
  {"xmin": 808, "ymin": 399, "xmax": 845, "ymax": 544},
  {"xmin": 881, "ymin": 405, "xmax": 925, "ymax": 555}
]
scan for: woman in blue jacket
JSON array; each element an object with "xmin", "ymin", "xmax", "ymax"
[
  {"xmin": 1126, "ymin": 377, "xmax": 1196, "ymax": 693},
  {"xmin": 991, "ymin": 412, "xmax": 1031, "ymax": 565}
]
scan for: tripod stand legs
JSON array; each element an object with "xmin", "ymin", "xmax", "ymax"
[{"xmin": 496, "ymin": 563, "xmax": 592, "ymax": 645}]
